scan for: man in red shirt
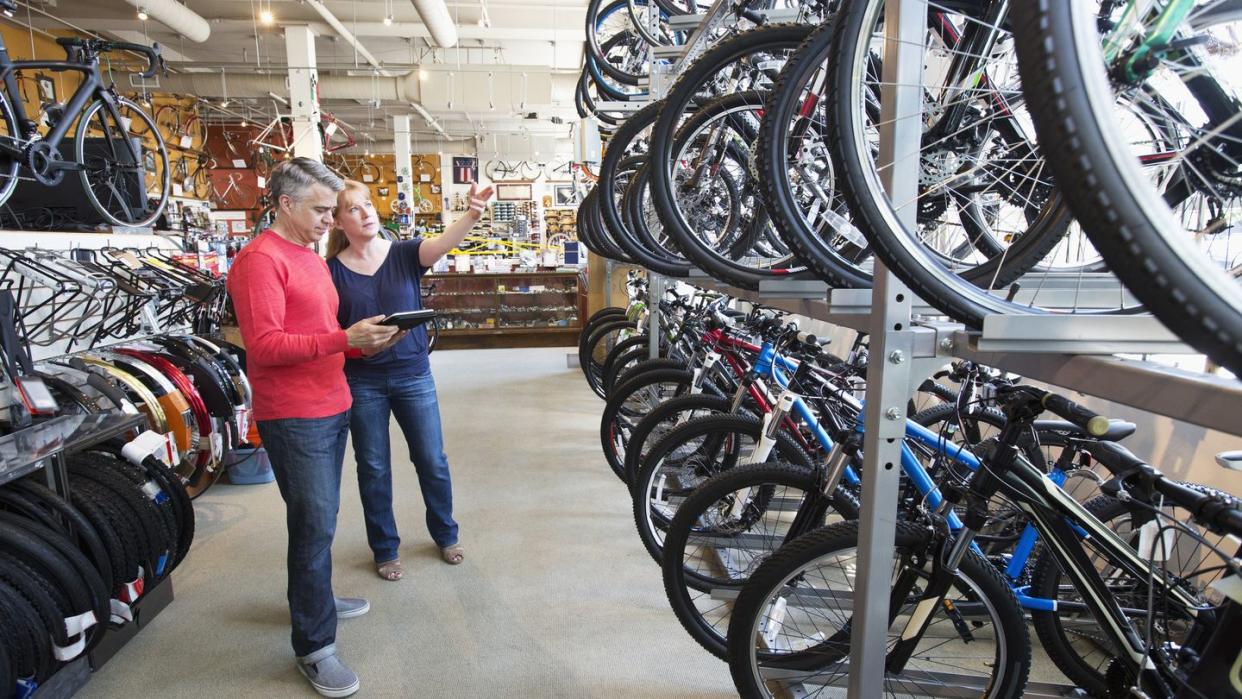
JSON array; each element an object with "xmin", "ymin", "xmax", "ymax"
[{"xmin": 227, "ymin": 158, "xmax": 399, "ymax": 698}]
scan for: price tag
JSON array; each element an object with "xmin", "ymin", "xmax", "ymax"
[
  {"xmin": 234, "ymin": 406, "xmax": 249, "ymax": 440},
  {"xmin": 179, "ymin": 134, "xmax": 192, "ymax": 149},
  {"xmin": 419, "ymin": 174, "xmax": 431, "ymax": 182},
  {"xmin": 210, "ymin": 432, "xmax": 223, "ymax": 460},
  {"xmin": 172, "ymin": 182, "xmax": 184, "ymax": 197},
  {"xmin": 256, "ymin": 176, "xmax": 266, "ymax": 189},
  {"xmin": 165, "ymin": 431, "xmax": 180, "ymax": 466},
  {"xmin": 362, "ymin": 174, "xmax": 374, "ymax": 183},
  {"xmin": 232, "ymin": 159, "xmax": 247, "ymax": 169}
]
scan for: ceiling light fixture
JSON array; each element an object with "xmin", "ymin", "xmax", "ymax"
[
  {"xmin": 137, "ymin": 7, "xmax": 149, "ymax": 21},
  {"xmin": 419, "ymin": 68, "xmax": 429, "ymax": 81},
  {"xmin": 259, "ymin": 9, "xmax": 275, "ymax": 25},
  {"xmin": 383, "ymin": 14, "xmax": 394, "ymax": 26}
]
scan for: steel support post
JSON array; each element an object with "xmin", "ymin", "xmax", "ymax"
[
  {"xmin": 284, "ymin": 25, "xmax": 323, "ymax": 163},
  {"xmin": 847, "ymin": 0, "xmax": 927, "ymax": 696},
  {"xmin": 392, "ymin": 114, "xmax": 414, "ymax": 234}
]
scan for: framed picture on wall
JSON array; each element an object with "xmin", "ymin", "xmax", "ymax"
[
  {"xmin": 37, "ymin": 75, "xmax": 55, "ymax": 102},
  {"xmin": 452, "ymin": 156, "xmax": 478, "ymax": 184},
  {"xmin": 496, "ymin": 183, "xmax": 532, "ymax": 201},
  {"xmin": 554, "ymin": 184, "xmax": 578, "ymax": 207}
]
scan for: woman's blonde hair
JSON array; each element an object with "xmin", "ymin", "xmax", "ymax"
[{"xmin": 325, "ymin": 179, "xmax": 372, "ymax": 259}]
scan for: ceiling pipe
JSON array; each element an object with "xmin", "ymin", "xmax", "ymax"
[
  {"xmin": 120, "ymin": 0, "xmax": 210, "ymax": 42},
  {"xmin": 409, "ymin": 0, "xmax": 459, "ymax": 48},
  {"xmin": 302, "ymin": 0, "xmax": 385, "ymax": 71}
]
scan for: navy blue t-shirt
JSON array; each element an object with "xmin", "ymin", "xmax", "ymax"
[{"xmin": 328, "ymin": 239, "xmax": 430, "ymax": 378}]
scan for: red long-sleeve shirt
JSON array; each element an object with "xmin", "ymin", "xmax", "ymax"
[{"xmin": 226, "ymin": 230, "xmax": 352, "ymax": 421}]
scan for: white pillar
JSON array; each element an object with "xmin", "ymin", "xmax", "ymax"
[
  {"xmin": 393, "ymin": 114, "xmax": 413, "ymax": 233},
  {"xmin": 285, "ymin": 25, "xmax": 323, "ymax": 162}
]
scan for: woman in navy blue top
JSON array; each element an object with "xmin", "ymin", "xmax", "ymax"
[{"xmin": 327, "ymin": 179, "xmax": 493, "ymax": 580}]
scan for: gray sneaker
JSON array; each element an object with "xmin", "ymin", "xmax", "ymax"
[
  {"xmin": 297, "ymin": 651, "xmax": 360, "ymax": 698},
  {"xmin": 334, "ymin": 596, "xmax": 370, "ymax": 619}
]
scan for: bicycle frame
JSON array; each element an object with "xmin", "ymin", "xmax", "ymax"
[{"xmin": 0, "ymin": 40, "xmax": 138, "ymax": 170}]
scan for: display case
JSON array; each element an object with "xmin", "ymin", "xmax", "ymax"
[{"xmin": 423, "ymin": 271, "xmax": 586, "ymax": 348}]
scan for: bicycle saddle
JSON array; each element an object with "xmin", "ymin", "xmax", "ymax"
[
  {"xmin": 1033, "ymin": 418, "xmax": 1136, "ymax": 442},
  {"xmin": 1216, "ymin": 451, "xmax": 1242, "ymax": 471}
]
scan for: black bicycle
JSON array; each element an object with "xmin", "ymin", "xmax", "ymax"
[{"xmin": 0, "ymin": 13, "xmax": 169, "ymax": 228}]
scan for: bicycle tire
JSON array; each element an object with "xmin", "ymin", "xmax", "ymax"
[
  {"xmin": 0, "ymin": 579, "xmax": 46, "ymax": 681},
  {"xmin": 631, "ymin": 412, "xmax": 816, "ymax": 565},
  {"xmin": 0, "ymin": 548, "xmax": 73, "ymax": 648},
  {"xmin": 9, "ymin": 480, "xmax": 113, "ymax": 593},
  {"xmin": 601, "ymin": 368, "xmax": 694, "ymax": 482},
  {"xmin": 0, "ymin": 90, "xmax": 21, "ymax": 209},
  {"xmin": 600, "ymin": 336, "xmax": 658, "ymax": 396},
  {"xmin": 1011, "ymin": 0, "xmax": 1242, "ymax": 376},
  {"xmin": 608, "ymin": 356, "xmax": 687, "ymax": 399},
  {"xmin": 582, "ymin": 318, "xmax": 639, "ymax": 398},
  {"xmin": 726, "ymin": 519, "xmax": 1030, "ymax": 698},
  {"xmin": 662, "ymin": 460, "xmax": 859, "ymax": 660},
  {"xmin": 647, "ymin": 24, "xmax": 815, "ymax": 288},
  {"xmin": 69, "ymin": 461, "xmax": 172, "ymax": 580},
  {"xmin": 75, "ymin": 96, "xmax": 170, "ymax": 228},
  {"xmin": 623, "ymin": 393, "xmax": 735, "ymax": 487}
]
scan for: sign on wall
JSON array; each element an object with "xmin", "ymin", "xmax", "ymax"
[{"xmin": 452, "ymin": 157, "xmax": 478, "ymax": 184}]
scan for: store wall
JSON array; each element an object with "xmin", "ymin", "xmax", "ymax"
[{"xmin": 0, "ymin": 24, "xmax": 86, "ymax": 120}]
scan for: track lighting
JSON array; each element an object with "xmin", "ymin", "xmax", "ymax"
[
  {"xmin": 137, "ymin": 7, "xmax": 149, "ymax": 21},
  {"xmin": 383, "ymin": 14, "xmax": 394, "ymax": 26}
]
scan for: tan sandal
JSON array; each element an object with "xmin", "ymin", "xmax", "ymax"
[
  {"xmin": 376, "ymin": 559, "xmax": 404, "ymax": 581},
  {"xmin": 440, "ymin": 544, "xmax": 464, "ymax": 565}
]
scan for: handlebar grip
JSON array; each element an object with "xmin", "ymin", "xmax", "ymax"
[
  {"xmin": 1040, "ymin": 392, "xmax": 1110, "ymax": 437},
  {"xmin": 1154, "ymin": 478, "xmax": 1242, "ymax": 538},
  {"xmin": 795, "ymin": 331, "xmax": 818, "ymax": 347}
]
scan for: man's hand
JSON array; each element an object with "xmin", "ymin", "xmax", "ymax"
[
  {"xmin": 361, "ymin": 329, "xmax": 409, "ymax": 357},
  {"xmin": 346, "ymin": 315, "xmax": 400, "ymax": 352}
]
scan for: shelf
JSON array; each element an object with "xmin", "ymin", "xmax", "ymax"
[
  {"xmin": 675, "ymin": 273, "xmax": 1242, "ymax": 437},
  {"xmin": 441, "ymin": 326, "xmax": 581, "ymax": 335},
  {"xmin": 0, "ymin": 413, "xmax": 147, "ymax": 487}
]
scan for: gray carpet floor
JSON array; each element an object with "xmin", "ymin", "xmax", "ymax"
[{"xmin": 81, "ymin": 347, "xmax": 736, "ymax": 698}]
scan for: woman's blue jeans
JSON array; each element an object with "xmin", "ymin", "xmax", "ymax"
[{"xmin": 346, "ymin": 370, "xmax": 459, "ymax": 561}]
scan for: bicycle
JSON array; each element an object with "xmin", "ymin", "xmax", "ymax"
[
  {"xmin": 154, "ymin": 100, "xmax": 207, "ymax": 151},
  {"xmin": 0, "ymin": 32, "xmax": 170, "ymax": 227},
  {"xmin": 485, "ymin": 160, "xmax": 542, "ymax": 181},
  {"xmin": 171, "ymin": 151, "xmax": 212, "ymax": 200},
  {"xmin": 725, "ymin": 382, "xmax": 1242, "ymax": 698},
  {"xmin": 211, "ymin": 171, "xmax": 258, "ymax": 211}
]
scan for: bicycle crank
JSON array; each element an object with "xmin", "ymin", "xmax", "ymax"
[{"xmin": 24, "ymin": 141, "xmax": 68, "ymax": 186}]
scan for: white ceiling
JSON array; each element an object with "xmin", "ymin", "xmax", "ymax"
[{"xmin": 18, "ymin": 0, "xmax": 589, "ymax": 154}]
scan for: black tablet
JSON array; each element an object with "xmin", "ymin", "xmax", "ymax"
[{"xmin": 379, "ymin": 309, "xmax": 437, "ymax": 330}]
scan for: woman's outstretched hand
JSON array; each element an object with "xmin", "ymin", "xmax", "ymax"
[{"xmin": 467, "ymin": 182, "xmax": 495, "ymax": 218}]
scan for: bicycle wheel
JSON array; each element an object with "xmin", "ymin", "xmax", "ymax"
[
  {"xmin": 826, "ymin": 0, "xmax": 1144, "ymax": 324},
  {"xmin": 726, "ymin": 519, "xmax": 1031, "ymax": 698},
  {"xmin": 630, "ymin": 412, "xmax": 815, "ymax": 565},
  {"xmin": 601, "ymin": 368, "xmax": 694, "ymax": 482},
  {"xmin": 647, "ymin": 24, "xmax": 817, "ymax": 288},
  {"xmin": 662, "ymin": 461, "xmax": 858, "ymax": 660},
  {"xmin": 1012, "ymin": 1, "xmax": 1242, "ymax": 376},
  {"xmin": 622, "ymin": 393, "xmax": 734, "ymax": 486},
  {"xmin": 0, "ymin": 89, "xmax": 20, "ymax": 208},
  {"xmin": 75, "ymin": 96, "xmax": 170, "ymax": 227},
  {"xmin": 1028, "ymin": 488, "xmax": 1237, "ymax": 695}
]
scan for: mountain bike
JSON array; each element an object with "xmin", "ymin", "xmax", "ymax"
[
  {"xmin": 0, "ymin": 34, "xmax": 170, "ymax": 227},
  {"xmin": 726, "ymin": 383, "xmax": 1242, "ymax": 698}
]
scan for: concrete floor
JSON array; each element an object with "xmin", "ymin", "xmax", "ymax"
[
  {"xmin": 78, "ymin": 346, "xmax": 1079, "ymax": 698},
  {"xmin": 82, "ymin": 347, "xmax": 736, "ymax": 698}
]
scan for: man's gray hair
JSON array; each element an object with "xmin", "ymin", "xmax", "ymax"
[{"xmin": 269, "ymin": 157, "xmax": 344, "ymax": 203}]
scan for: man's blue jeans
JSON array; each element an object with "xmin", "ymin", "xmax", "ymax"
[
  {"xmin": 256, "ymin": 410, "xmax": 350, "ymax": 659},
  {"xmin": 346, "ymin": 370, "xmax": 459, "ymax": 562}
]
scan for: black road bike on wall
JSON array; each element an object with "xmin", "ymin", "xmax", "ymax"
[{"xmin": 0, "ymin": 1, "xmax": 170, "ymax": 228}]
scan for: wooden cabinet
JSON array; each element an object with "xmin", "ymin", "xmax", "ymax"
[{"xmin": 423, "ymin": 271, "xmax": 586, "ymax": 348}]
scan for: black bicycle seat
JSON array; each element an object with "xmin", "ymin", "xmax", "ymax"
[{"xmin": 1034, "ymin": 418, "xmax": 1136, "ymax": 442}]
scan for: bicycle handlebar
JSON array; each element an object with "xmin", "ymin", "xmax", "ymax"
[
  {"xmin": 1002, "ymin": 384, "xmax": 1110, "ymax": 437},
  {"xmin": 1152, "ymin": 476, "xmax": 1242, "ymax": 538},
  {"xmin": 56, "ymin": 38, "xmax": 165, "ymax": 78}
]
